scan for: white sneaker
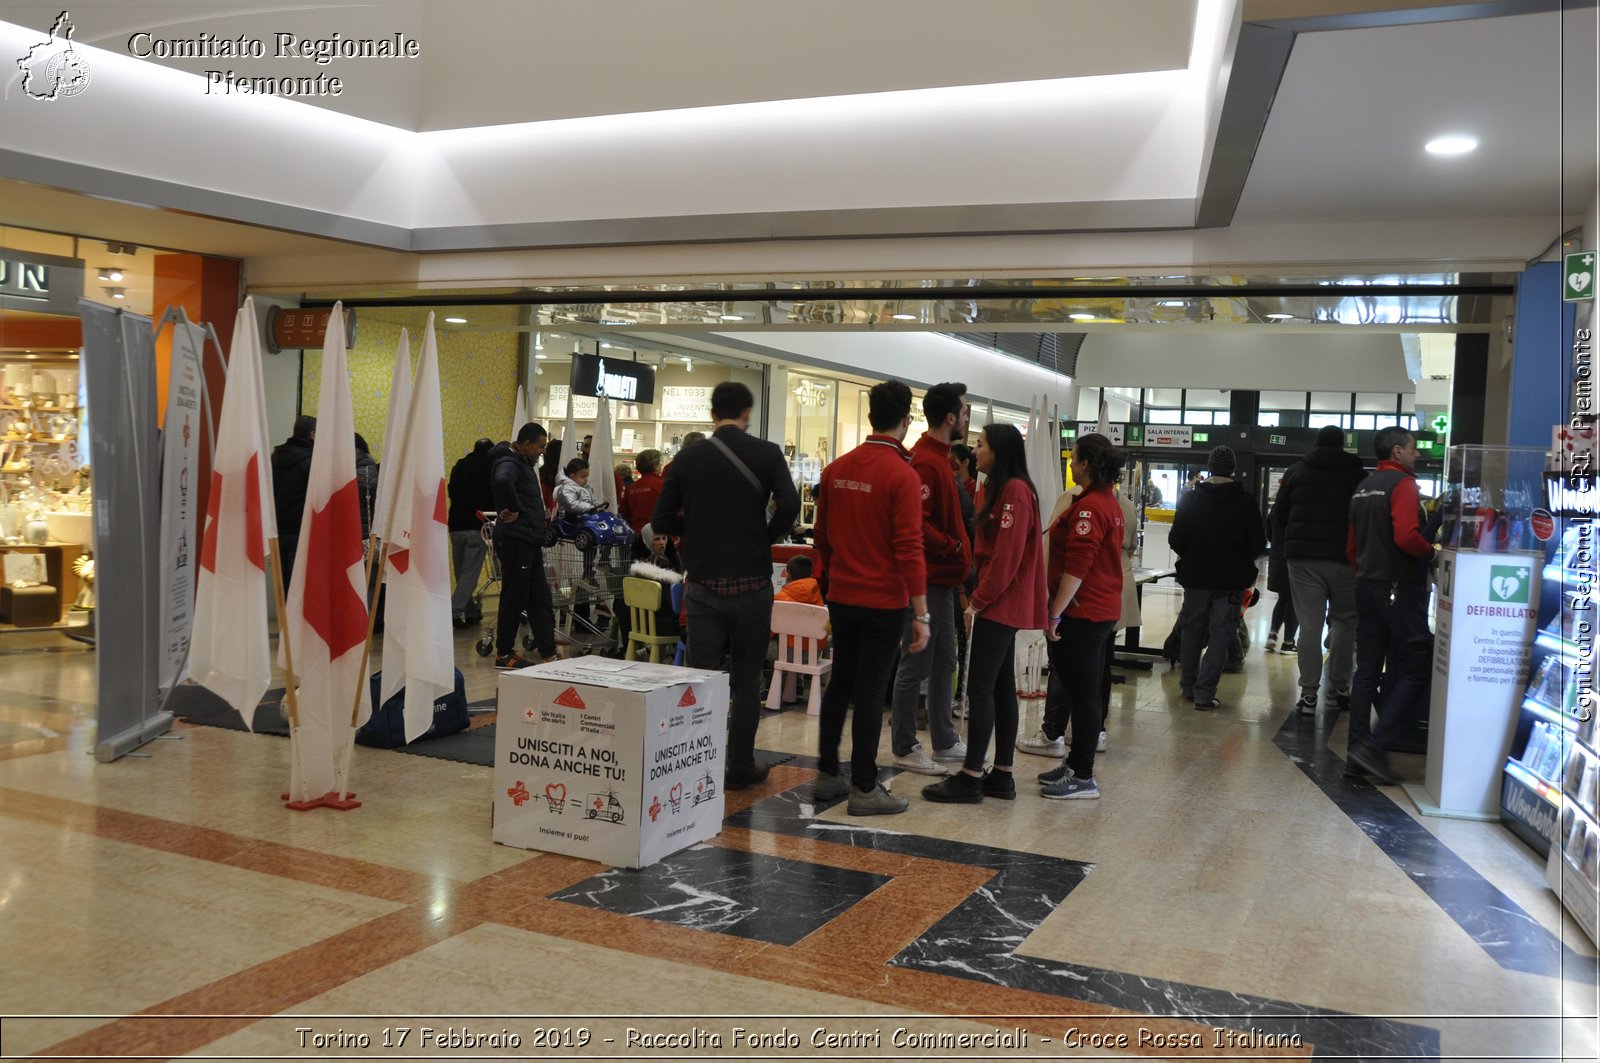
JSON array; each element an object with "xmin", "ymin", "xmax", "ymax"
[
  {"xmin": 1017, "ymin": 729, "xmax": 1066, "ymax": 757},
  {"xmin": 932, "ymin": 741, "xmax": 967, "ymax": 763},
  {"xmin": 892, "ymin": 747, "xmax": 948, "ymax": 776},
  {"xmin": 1096, "ymin": 730, "xmax": 1108, "ymax": 753}
]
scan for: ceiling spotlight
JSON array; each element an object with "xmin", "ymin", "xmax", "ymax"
[
  {"xmin": 1069, "ymin": 313, "xmax": 1096, "ymax": 322},
  {"xmin": 683, "ymin": 358, "xmax": 694, "ymax": 373},
  {"xmin": 104, "ymin": 242, "xmax": 135, "ymax": 255},
  {"xmin": 1425, "ymin": 135, "xmax": 1478, "ymax": 156},
  {"xmin": 97, "ymin": 269, "xmax": 124, "ymax": 282},
  {"xmin": 105, "ymin": 287, "xmax": 126, "ymax": 300},
  {"xmin": 533, "ymin": 332, "xmax": 544, "ymax": 350},
  {"xmin": 444, "ymin": 316, "xmax": 467, "ymax": 324}
]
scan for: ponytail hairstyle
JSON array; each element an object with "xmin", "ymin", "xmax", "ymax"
[
  {"xmin": 975, "ymin": 423, "xmax": 1037, "ymax": 525},
  {"xmin": 1073, "ymin": 432, "xmax": 1126, "ymax": 488}
]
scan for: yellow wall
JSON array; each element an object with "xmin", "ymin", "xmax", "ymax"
[{"xmin": 300, "ymin": 306, "xmax": 521, "ymax": 468}]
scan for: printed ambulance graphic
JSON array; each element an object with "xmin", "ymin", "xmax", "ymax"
[
  {"xmin": 691, "ymin": 771, "xmax": 718, "ymax": 807},
  {"xmin": 585, "ymin": 788, "xmax": 626, "ymax": 824}
]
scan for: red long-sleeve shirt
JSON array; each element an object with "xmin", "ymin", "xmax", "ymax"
[
  {"xmin": 907, "ymin": 433, "xmax": 972, "ymax": 588},
  {"xmin": 970, "ymin": 478, "xmax": 1048, "ymax": 630},
  {"xmin": 813, "ymin": 435, "xmax": 927, "ymax": 610},
  {"xmin": 1046, "ymin": 482, "xmax": 1125, "ymax": 622}
]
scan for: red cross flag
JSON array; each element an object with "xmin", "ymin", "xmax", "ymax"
[
  {"xmin": 280, "ymin": 303, "xmax": 369, "ymax": 798},
  {"xmin": 189, "ymin": 297, "xmax": 277, "ymax": 724},
  {"xmin": 378, "ymin": 313, "xmax": 455, "ymax": 742}
]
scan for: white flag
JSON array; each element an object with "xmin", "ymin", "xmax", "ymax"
[
  {"xmin": 372, "ymin": 328, "xmax": 412, "ymax": 551},
  {"xmin": 380, "ymin": 314, "xmax": 456, "ymax": 741},
  {"xmin": 513, "ymin": 383, "xmax": 529, "ymax": 441},
  {"xmin": 281, "ymin": 303, "xmax": 369, "ymax": 797},
  {"xmin": 592, "ymin": 395, "xmax": 618, "ymax": 511},
  {"xmin": 190, "ymin": 298, "xmax": 277, "ymax": 724}
]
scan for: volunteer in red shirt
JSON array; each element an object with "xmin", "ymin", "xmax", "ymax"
[
  {"xmin": 923, "ymin": 422, "xmax": 1047, "ymax": 804},
  {"xmin": 622, "ymin": 448, "xmax": 664, "ymax": 557},
  {"xmin": 1039, "ymin": 432, "xmax": 1127, "ymax": 801},
  {"xmin": 812, "ymin": 380, "xmax": 930, "ymax": 816}
]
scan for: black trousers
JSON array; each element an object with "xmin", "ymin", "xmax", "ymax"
[{"xmin": 494, "ymin": 537, "xmax": 557, "ymax": 660}]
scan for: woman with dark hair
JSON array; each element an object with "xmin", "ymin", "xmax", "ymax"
[
  {"xmin": 1039, "ymin": 432, "xmax": 1127, "ymax": 800},
  {"xmin": 537, "ymin": 438, "xmax": 563, "ymax": 516},
  {"xmin": 949, "ymin": 443, "xmax": 978, "ymax": 499},
  {"xmin": 922, "ymin": 423, "xmax": 1046, "ymax": 805}
]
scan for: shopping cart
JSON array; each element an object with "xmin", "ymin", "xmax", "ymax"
[{"xmin": 472, "ymin": 516, "xmax": 551, "ymax": 658}]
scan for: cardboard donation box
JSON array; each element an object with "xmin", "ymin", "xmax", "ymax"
[{"xmin": 493, "ymin": 656, "xmax": 729, "ymax": 868}]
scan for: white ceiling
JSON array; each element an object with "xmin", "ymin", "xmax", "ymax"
[
  {"xmin": 6, "ymin": 0, "xmax": 1195, "ymax": 130},
  {"xmin": 0, "ymin": 0, "xmax": 1592, "ymax": 287}
]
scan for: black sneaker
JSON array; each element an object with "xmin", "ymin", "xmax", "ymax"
[
  {"xmin": 495, "ymin": 653, "xmax": 534, "ymax": 670},
  {"xmin": 981, "ymin": 770, "xmax": 1016, "ymax": 800},
  {"xmin": 1328, "ymin": 691, "xmax": 1351, "ymax": 712},
  {"xmin": 452, "ymin": 616, "xmax": 469, "ymax": 630},
  {"xmin": 1347, "ymin": 741, "xmax": 1397, "ymax": 784},
  {"xmin": 1038, "ymin": 762, "xmax": 1070, "ymax": 784},
  {"xmin": 1279, "ymin": 639, "xmax": 1298, "ymax": 654},
  {"xmin": 1193, "ymin": 697, "xmax": 1220, "ymax": 711},
  {"xmin": 1296, "ymin": 692, "xmax": 1319, "ymax": 715},
  {"xmin": 922, "ymin": 771, "xmax": 984, "ymax": 803},
  {"xmin": 725, "ymin": 758, "xmax": 771, "ymax": 791}
]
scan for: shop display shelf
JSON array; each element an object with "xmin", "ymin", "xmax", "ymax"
[
  {"xmin": 1524, "ymin": 696, "xmax": 1581, "ymax": 732},
  {"xmin": 1566, "ymin": 791, "xmax": 1599, "ymax": 830},
  {"xmin": 1506, "ymin": 760, "xmax": 1565, "ymax": 807},
  {"xmin": 1534, "ymin": 629, "xmax": 1587, "ymax": 662}
]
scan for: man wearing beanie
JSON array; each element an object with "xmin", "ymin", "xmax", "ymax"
[
  {"xmin": 1269, "ymin": 426, "xmax": 1368, "ymax": 714},
  {"xmin": 1169, "ymin": 445, "xmax": 1267, "ymax": 709}
]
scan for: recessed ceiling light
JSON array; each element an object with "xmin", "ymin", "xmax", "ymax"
[
  {"xmin": 534, "ymin": 353, "xmax": 548, "ymax": 360},
  {"xmin": 1155, "ymin": 300, "xmax": 1186, "ymax": 308},
  {"xmin": 719, "ymin": 314, "xmax": 744, "ymax": 321},
  {"xmin": 1425, "ymin": 135, "xmax": 1477, "ymax": 156},
  {"xmin": 444, "ymin": 316, "xmax": 467, "ymax": 324},
  {"xmin": 1069, "ymin": 313, "xmax": 1096, "ymax": 322},
  {"xmin": 891, "ymin": 313, "xmax": 917, "ymax": 321},
  {"xmin": 1266, "ymin": 313, "xmax": 1293, "ymax": 320}
]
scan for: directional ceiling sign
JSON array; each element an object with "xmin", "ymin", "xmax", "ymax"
[{"xmin": 1566, "ymin": 250, "xmax": 1596, "ymax": 302}]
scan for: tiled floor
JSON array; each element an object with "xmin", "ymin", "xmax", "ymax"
[{"xmin": 2, "ymin": 532, "xmax": 1597, "ymax": 1061}]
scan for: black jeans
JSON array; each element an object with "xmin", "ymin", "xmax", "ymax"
[
  {"xmin": 1269, "ymin": 593, "xmax": 1299, "ymax": 642},
  {"xmin": 818, "ymin": 601, "xmax": 909, "ymax": 792},
  {"xmin": 965, "ymin": 617, "xmax": 1020, "ymax": 776},
  {"xmin": 1179, "ymin": 588, "xmax": 1242, "ymax": 701},
  {"xmin": 1045, "ymin": 617, "xmax": 1116, "ymax": 779},
  {"xmin": 1350, "ymin": 579, "xmax": 1432, "ymax": 752},
  {"xmin": 685, "ymin": 582, "xmax": 773, "ymax": 778},
  {"xmin": 494, "ymin": 537, "xmax": 557, "ymax": 660}
]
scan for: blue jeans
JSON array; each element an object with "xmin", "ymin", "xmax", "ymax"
[
  {"xmin": 685, "ymin": 582, "xmax": 773, "ymax": 778},
  {"xmin": 1046, "ymin": 617, "xmax": 1116, "ymax": 778},
  {"xmin": 889, "ymin": 584, "xmax": 960, "ymax": 756},
  {"xmin": 450, "ymin": 529, "xmax": 486, "ymax": 618},
  {"xmin": 1349, "ymin": 579, "xmax": 1432, "ymax": 752},
  {"xmin": 1179, "ymin": 588, "xmax": 1242, "ymax": 701},
  {"xmin": 964, "ymin": 617, "xmax": 1020, "ymax": 776},
  {"xmin": 818, "ymin": 601, "xmax": 908, "ymax": 792}
]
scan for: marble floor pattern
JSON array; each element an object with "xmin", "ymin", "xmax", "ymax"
[{"xmin": 1, "ymin": 565, "xmax": 1598, "ymax": 1062}]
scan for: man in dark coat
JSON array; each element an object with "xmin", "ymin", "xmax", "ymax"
[
  {"xmin": 447, "ymin": 438, "xmax": 495, "ymax": 628},
  {"xmin": 488, "ymin": 423, "xmax": 556, "ymax": 669},
  {"xmin": 1270, "ymin": 425, "xmax": 1368, "ymax": 714},
  {"xmin": 652, "ymin": 382, "xmax": 800, "ymax": 790},
  {"xmin": 1169, "ymin": 445, "xmax": 1267, "ymax": 710},
  {"xmin": 270, "ymin": 415, "xmax": 316, "ymax": 581}
]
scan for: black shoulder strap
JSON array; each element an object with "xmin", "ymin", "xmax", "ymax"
[{"xmin": 708, "ymin": 435, "xmax": 765, "ymax": 497}]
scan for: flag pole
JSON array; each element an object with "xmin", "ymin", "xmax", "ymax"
[{"xmin": 267, "ymin": 536, "xmax": 308, "ymax": 802}]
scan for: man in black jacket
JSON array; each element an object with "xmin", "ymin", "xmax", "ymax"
[
  {"xmin": 447, "ymin": 438, "xmax": 495, "ymax": 629},
  {"xmin": 270, "ymin": 415, "xmax": 316, "ymax": 581},
  {"xmin": 1270, "ymin": 425, "xmax": 1367, "ymax": 714},
  {"xmin": 489, "ymin": 423, "xmax": 556, "ymax": 669},
  {"xmin": 1169, "ymin": 445, "xmax": 1267, "ymax": 710},
  {"xmin": 652, "ymin": 382, "xmax": 801, "ymax": 789}
]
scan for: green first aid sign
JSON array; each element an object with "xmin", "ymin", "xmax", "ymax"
[
  {"xmin": 1488, "ymin": 565, "xmax": 1531, "ymax": 604},
  {"xmin": 1566, "ymin": 250, "xmax": 1596, "ymax": 302}
]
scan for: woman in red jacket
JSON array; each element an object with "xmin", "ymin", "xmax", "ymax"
[
  {"xmin": 923, "ymin": 423, "xmax": 1047, "ymax": 804},
  {"xmin": 1039, "ymin": 432, "xmax": 1127, "ymax": 800}
]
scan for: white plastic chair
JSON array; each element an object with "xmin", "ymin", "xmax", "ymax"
[{"xmin": 767, "ymin": 601, "xmax": 831, "ymax": 715}]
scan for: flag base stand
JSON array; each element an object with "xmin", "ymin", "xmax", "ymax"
[{"xmin": 281, "ymin": 791, "xmax": 362, "ymax": 811}]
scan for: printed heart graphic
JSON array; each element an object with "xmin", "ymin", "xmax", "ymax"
[
  {"xmin": 545, "ymin": 782, "xmax": 567, "ymax": 804},
  {"xmin": 669, "ymin": 782, "xmax": 684, "ymax": 804},
  {"xmin": 1492, "ymin": 575, "xmax": 1520, "ymax": 600},
  {"xmin": 1570, "ymin": 270, "xmax": 1593, "ymax": 293}
]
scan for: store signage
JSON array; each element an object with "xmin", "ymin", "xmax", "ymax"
[
  {"xmin": 1144, "ymin": 426, "xmax": 1193, "ymax": 449},
  {"xmin": 1076, "ymin": 422, "xmax": 1124, "ymax": 445},
  {"xmin": 1565, "ymin": 250, "xmax": 1596, "ymax": 302},
  {"xmin": 265, "ymin": 306, "xmax": 357, "ymax": 352},
  {"xmin": 570, "ymin": 354, "xmax": 656, "ymax": 405},
  {"xmin": 660, "ymin": 386, "xmax": 712, "ymax": 422},
  {"xmin": 1545, "ymin": 473, "xmax": 1599, "ymax": 518},
  {"xmin": 547, "ymin": 385, "xmax": 597, "ymax": 420},
  {"xmin": 1531, "ymin": 509, "xmax": 1555, "ymax": 542},
  {"xmin": 0, "ymin": 250, "xmax": 80, "ymax": 315}
]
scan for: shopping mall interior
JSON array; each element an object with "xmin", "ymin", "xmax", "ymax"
[{"xmin": 1, "ymin": 1, "xmax": 1598, "ymax": 1059}]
